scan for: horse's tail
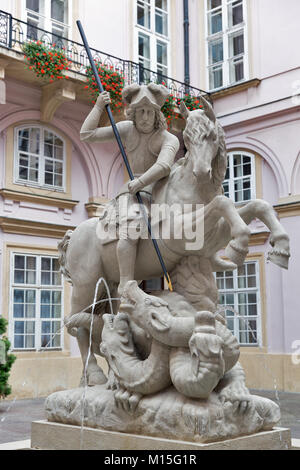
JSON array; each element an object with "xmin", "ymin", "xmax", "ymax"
[
  {"xmin": 64, "ymin": 312, "xmax": 103, "ymax": 337},
  {"xmin": 58, "ymin": 230, "xmax": 73, "ymax": 284}
]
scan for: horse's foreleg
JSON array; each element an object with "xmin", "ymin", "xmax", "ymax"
[
  {"xmin": 238, "ymin": 200, "xmax": 290, "ymax": 269},
  {"xmin": 71, "ymin": 285, "xmax": 107, "ymax": 387},
  {"xmin": 204, "ymin": 196, "xmax": 251, "ymax": 266}
]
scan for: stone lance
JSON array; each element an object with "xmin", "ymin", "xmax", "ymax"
[{"xmin": 76, "ymin": 20, "xmax": 173, "ymax": 291}]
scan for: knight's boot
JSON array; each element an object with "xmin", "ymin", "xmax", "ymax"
[{"xmin": 117, "ymin": 238, "xmax": 138, "ymax": 296}]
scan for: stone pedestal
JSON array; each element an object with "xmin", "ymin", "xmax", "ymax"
[{"xmin": 31, "ymin": 421, "xmax": 291, "ymax": 450}]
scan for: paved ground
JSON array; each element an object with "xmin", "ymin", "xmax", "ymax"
[{"xmin": 0, "ymin": 389, "xmax": 299, "ymax": 444}]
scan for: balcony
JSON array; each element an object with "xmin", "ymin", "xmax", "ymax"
[{"xmin": 0, "ymin": 9, "xmax": 209, "ymax": 103}]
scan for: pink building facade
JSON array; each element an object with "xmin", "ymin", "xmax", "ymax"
[{"xmin": 0, "ymin": 0, "xmax": 299, "ymax": 397}]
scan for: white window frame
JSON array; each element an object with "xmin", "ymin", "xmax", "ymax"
[
  {"xmin": 205, "ymin": 0, "xmax": 249, "ymax": 91},
  {"xmin": 134, "ymin": 0, "xmax": 171, "ymax": 81},
  {"xmin": 22, "ymin": 0, "xmax": 72, "ymax": 40},
  {"xmin": 223, "ymin": 150, "xmax": 256, "ymax": 204},
  {"xmin": 9, "ymin": 252, "xmax": 64, "ymax": 351},
  {"xmin": 14, "ymin": 124, "xmax": 66, "ymax": 192},
  {"xmin": 216, "ymin": 260, "xmax": 262, "ymax": 347}
]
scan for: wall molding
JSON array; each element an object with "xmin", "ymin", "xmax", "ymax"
[
  {"xmin": 0, "ymin": 188, "xmax": 79, "ymax": 210},
  {"xmin": 0, "ymin": 217, "xmax": 75, "ymax": 238},
  {"xmin": 250, "ymin": 231, "xmax": 270, "ymax": 246},
  {"xmin": 211, "ymin": 78, "xmax": 261, "ymax": 100},
  {"xmin": 274, "ymin": 200, "xmax": 300, "ymax": 218}
]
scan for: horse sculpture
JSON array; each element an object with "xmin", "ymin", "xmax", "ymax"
[{"xmin": 59, "ymin": 97, "xmax": 290, "ymax": 386}]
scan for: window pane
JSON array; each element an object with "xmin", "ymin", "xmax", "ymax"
[
  {"xmin": 51, "ymin": 0, "xmax": 67, "ymax": 23},
  {"xmin": 208, "ymin": 10, "xmax": 222, "ymax": 35},
  {"xmin": 229, "ymin": 0, "xmax": 243, "ymax": 27},
  {"xmin": 41, "ymin": 290, "xmax": 51, "ymax": 303},
  {"xmin": 15, "ymin": 256, "xmax": 25, "ymax": 271},
  {"xmin": 41, "ymin": 335, "xmax": 50, "ymax": 348},
  {"xmin": 15, "ymin": 321, "xmax": 24, "ymax": 334},
  {"xmin": 157, "ymin": 41, "xmax": 168, "ymax": 66},
  {"xmin": 14, "ymin": 270, "xmax": 25, "ymax": 284},
  {"xmin": 155, "ymin": 10, "xmax": 168, "ymax": 36},
  {"xmin": 26, "ymin": 321, "xmax": 35, "ymax": 334},
  {"xmin": 54, "ymin": 174, "xmax": 63, "ymax": 187},
  {"xmin": 26, "ymin": 0, "xmax": 40, "ymax": 12},
  {"xmin": 137, "ymin": 0, "xmax": 151, "ymax": 29},
  {"xmin": 207, "ymin": 0, "xmax": 221, "ymax": 9},
  {"xmin": 156, "ymin": 0, "xmax": 167, "ymax": 10},
  {"xmin": 209, "ymin": 66, "xmax": 223, "ymax": 89},
  {"xmin": 229, "ymin": 32, "xmax": 244, "ymax": 57},
  {"xmin": 230, "ymin": 59, "xmax": 244, "ymax": 82},
  {"xmin": 25, "ymin": 304, "xmax": 35, "ymax": 318},
  {"xmin": 45, "ymin": 172, "xmax": 54, "ymax": 185},
  {"xmin": 139, "ymin": 33, "xmax": 150, "ymax": 59},
  {"xmin": 41, "ymin": 305, "xmax": 51, "ymax": 318},
  {"xmin": 18, "ymin": 134, "xmax": 29, "ymax": 152},
  {"xmin": 25, "ymin": 335, "xmax": 35, "ymax": 348},
  {"xmin": 52, "ymin": 304, "xmax": 61, "ymax": 318},
  {"xmin": 45, "ymin": 144, "xmax": 53, "ymax": 158},
  {"xmin": 209, "ymin": 39, "xmax": 223, "ymax": 64},
  {"xmin": 13, "ymin": 303, "xmax": 24, "ymax": 318},
  {"xmin": 29, "ymin": 128, "xmax": 40, "ymax": 154},
  {"xmin": 52, "ymin": 271, "xmax": 62, "ymax": 285},
  {"xmin": 42, "ymin": 321, "xmax": 51, "ymax": 333},
  {"xmin": 52, "ymin": 291, "xmax": 62, "ymax": 304},
  {"xmin": 54, "ymin": 146, "xmax": 63, "ymax": 160},
  {"xmin": 14, "ymin": 289, "xmax": 24, "ymax": 303},
  {"xmin": 14, "ymin": 335, "xmax": 24, "ymax": 348},
  {"xmin": 42, "ymin": 258, "xmax": 51, "ymax": 271}
]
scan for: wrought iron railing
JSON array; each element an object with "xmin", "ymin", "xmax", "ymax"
[{"xmin": 0, "ymin": 9, "xmax": 209, "ymax": 100}]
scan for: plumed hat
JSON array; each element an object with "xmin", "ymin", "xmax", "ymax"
[{"xmin": 122, "ymin": 83, "xmax": 169, "ymax": 110}]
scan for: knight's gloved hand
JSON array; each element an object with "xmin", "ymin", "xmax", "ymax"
[
  {"xmin": 95, "ymin": 91, "xmax": 111, "ymax": 110},
  {"xmin": 128, "ymin": 178, "xmax": 143, "ymax": 195}
]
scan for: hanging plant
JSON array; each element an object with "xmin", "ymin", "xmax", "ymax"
[
  {"xmin": 22, "ymin": 40, "xmax": 70, "ymax": 83},
  {"xmin": 161, "ymin": 93, "xmax": 177, "ymax": 127},
  {"xmin": 177, "ymin": 95, "xmax": 203, "ymax": 115},
  {"xmin": 0, "ymin": 318, "xmax": 16, "ymax": 399},
  {"xmin": 85, "ymin": 62, "xmax": 125, "ymax": 113}
]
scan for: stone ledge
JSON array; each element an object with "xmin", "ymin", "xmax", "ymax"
[
  {"xmin": 31, "ymin": 421, "xmax": 291, "ymax": 450},
  {"xmin": 0, "ymin": 188, "xmax": 79, "ymax": 210},
  {"xmin": 211, "ymin": 79, "xmax": 261, "ymax": 100},
  {"xmin": 0, "ymin": 216, "xmax": 75, "ymax": 238}
]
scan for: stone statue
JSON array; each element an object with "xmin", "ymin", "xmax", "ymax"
[
  {"xmin": 80, "ymin": 83, "xmax": 180, "ymax": 295},
  {"xmin": 48, "ymin": 85, "xmax": 290, "ymax": 444}
]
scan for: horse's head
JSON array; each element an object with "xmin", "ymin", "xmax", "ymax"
[{"xmin": 181, "ymin": 96, "xmax": 226, "ymax": 185}]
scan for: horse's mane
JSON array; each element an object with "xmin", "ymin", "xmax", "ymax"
[{"xmin": 182, "ymin": 111, "xmax": 228, "ymax": 190}]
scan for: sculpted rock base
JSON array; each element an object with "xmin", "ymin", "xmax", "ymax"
[{"xmin": 45, "ymin": 384, "xmax": 280, "ymax": 443}]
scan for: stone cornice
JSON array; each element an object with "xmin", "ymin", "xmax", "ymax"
[
  {"xmin": 85, "ymin": 196, "xmax": 109, "ymax": 218},
  {"xmin": 274, "ymin": 201, "xmax": 300, "ymax": 218},
  {"xmin": 0, "ymin": 188, "xmax": 79, "ymax": 210},
  {"xmin": 249, "ymin": 231, "xmax": 270, "ymax": 246},
  {"xmin": 0, "ymin": 217, "xmax": 75, "ymax": 238},
  {"xmin": 211, "ymin": 79, "xmax": 261, "ymax": 100}
]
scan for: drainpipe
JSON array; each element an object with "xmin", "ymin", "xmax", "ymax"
[{"xmin": 183, "ymin": 0, "xmax": 190, "ymax": 90}]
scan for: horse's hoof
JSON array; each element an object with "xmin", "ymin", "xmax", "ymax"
[
  {"xmin": 267, "ymin": 250, "xmax": 290, "ymax": 269},
  {"xmin": 225, "ymin": 241, "xmax": 248, "ymax": 266}
]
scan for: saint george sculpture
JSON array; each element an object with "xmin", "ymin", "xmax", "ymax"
[{"xmin": 45, "ymin": 83, "xmax": 290, "ymax": 443}]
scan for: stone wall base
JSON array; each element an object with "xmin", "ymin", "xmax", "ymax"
[{"xmin": 31, "ymin": 421, "xmax": 291, "ymax": 450}]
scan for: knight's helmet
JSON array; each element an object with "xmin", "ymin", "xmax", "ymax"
[{"xmin": 122, "ymin": 83, "xmax": 169, "ymax": 110}]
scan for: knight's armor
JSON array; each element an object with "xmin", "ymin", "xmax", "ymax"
[{"xmin": 80, "ymin": 83, "xmax": 180, "ymax": 292}]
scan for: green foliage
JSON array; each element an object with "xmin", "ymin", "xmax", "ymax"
[
  {"xmin": 161, "ymin": 93, "xmax": 177, "ymax": 127},
  {"xmin": 177, "ymin": 94, "xmax": 203, "ymax": 112},
  {"xmin": 85, "ymin": 63, "xmax": 125, "ymax": 113},
  {"xmin": 0, "ymin": 317, "xmax": 16, "ymax": 398},
  {"xmin": 22, "ymin": 40, "xmax": 70, "ymax": 82}
]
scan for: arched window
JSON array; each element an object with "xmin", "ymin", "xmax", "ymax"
[
  {"xmin": 14, "ymin": 125, "xmax": 65, "ymax": 191},
  {"xmin": 223, "ymin": 151, "xmax": 256, "ymax": 203}
]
